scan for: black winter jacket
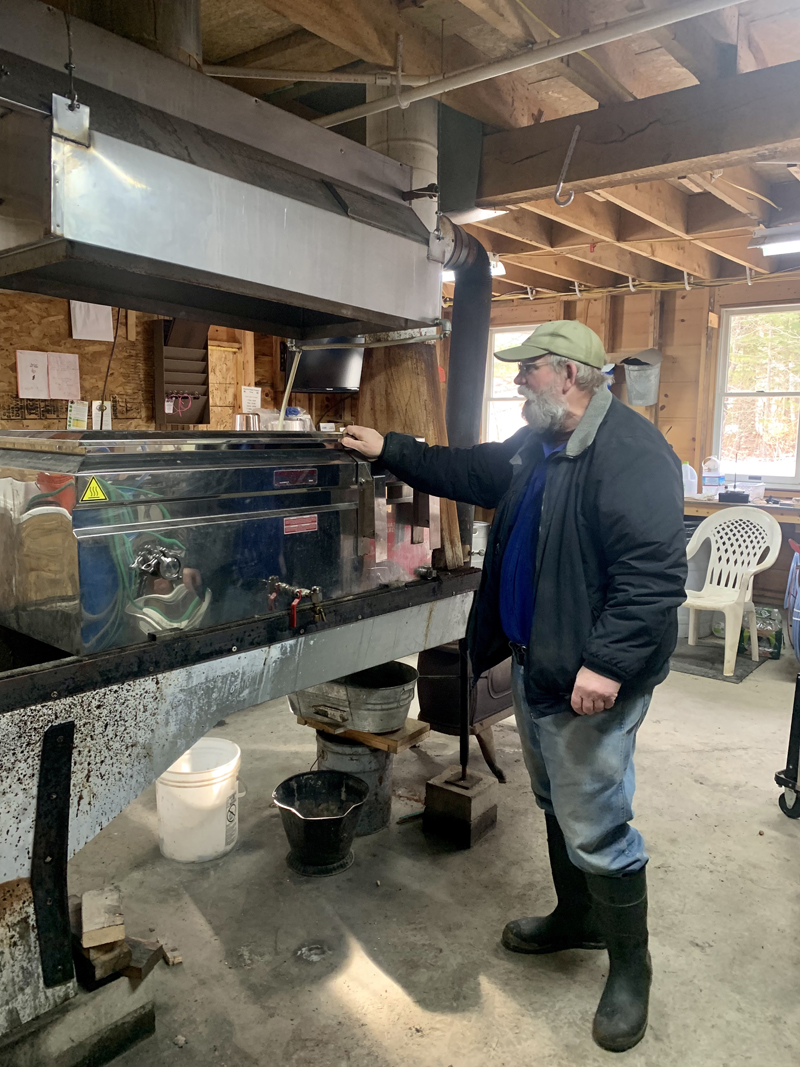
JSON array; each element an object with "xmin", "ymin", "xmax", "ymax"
[{"xmin": 380, "ymin": 388, "xmax": 687, "ymax": 713}]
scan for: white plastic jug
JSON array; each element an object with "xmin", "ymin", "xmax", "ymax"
[
  {"xmin": 682, "ymin": 462, "xmax": 698, "ymax": 496},
  {"xmin": 156, "ymin": 737, "xmax": 244, "ymax": 863}
]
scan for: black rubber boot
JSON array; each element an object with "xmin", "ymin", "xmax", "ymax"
[
  {"xmin": 502, "ymin": 815, "xmax": 605, "ymax": 954},
  {"xmin": 586, "ymin": 868, "xmax": 652, "ymax": 1053}
]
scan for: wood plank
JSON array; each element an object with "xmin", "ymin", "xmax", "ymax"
[
  {"xmin": 259, "ymin": 0, "xmax": 545, "ymax": 129},
  {"xmin": 503, "ymin": 253, "xmax": 619, "ymax": 289},
  {"xmin": 687, "ymin": 166, "xmax": 773, "ymax": 225},
  {"xmin": 490, "ymin": 297, "xmax": 563, "ymax": 327},
  {"xmin": 601, "ymin": 182, "xmax": 688, "ymax": 236},
  {"xmin": 296, "ymin": 715, "xmax": 430, "ymax": 754},
  {"xmin": 476, "ymin": 209, "xmax": 551, "ymax": 249},
  {"xmin": 479, "ymin": 61, "xmax": 800, "ymax": 206},
  {"xmin": 357, "ymin": 343, "xmax": 463, "ymax": 567},
  {"xmin": 121, "ymin": 937, "xmax": 165, "ymax": 981},
  {"xmin": 522, "ymin": 196, "xmax": 619, "ymax": 243},
  {"xmin": 650, "ymin": 19, "xmax": 737, "ymax": 83},
  {"xmin": 80, "ymin": 886, "xmax": 124, "ymax": 949},
  {"xmin": 499, "ymin": 259, "xmax": 573, "ymax": 295},
  {"xmin": 545, "ymin": 242, "xmax": 669, "ymax": 283}
]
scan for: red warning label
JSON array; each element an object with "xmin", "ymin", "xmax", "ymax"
[{"xmin": 284, "ymin": 515, "xmax": 318, "ymax": 535}]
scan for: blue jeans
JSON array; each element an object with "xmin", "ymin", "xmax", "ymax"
[{"xmin": 511, "ymin": 663, "xmax": 650, "ymax": 877}]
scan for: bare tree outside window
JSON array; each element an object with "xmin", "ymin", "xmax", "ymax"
[
  {"xmin": 482, "ymin": 329, "xmax": 530, "ymax": 442},
  {"xmin": 715, "ymin": 307, "xmax": 800, "ymax": 484}
]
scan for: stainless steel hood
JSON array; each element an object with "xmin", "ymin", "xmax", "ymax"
[{"xmin": 0, "ymin": 54, "xmax": 441, "ymax": 338}]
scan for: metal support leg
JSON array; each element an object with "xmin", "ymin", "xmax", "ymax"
[
  {"xmin": 459, "ymin": 637, "xmax": 469, "ymax": 780},
  {"xmin": 775, "ymin": 673, "xmax": 800, "ymax": 818}
]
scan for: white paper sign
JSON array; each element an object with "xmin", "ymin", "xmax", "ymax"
[
  {"xmin": 67, "ymin": 399, "xmax": 89, "ymax": 430},
  {"xmin": 47, "ymin": 351, "xmax": 81, "ymax": 400},
  {"xmin": 16, "ymin": 350, "xmax": 50, "ymax": 399},
  {"xmin": 164, "ymin": 398, "xmax": 175, "ymax": 414},
  {"xmin": 92, "ymin": 401, "xmax": 112, "ymax": 430},
  {"xmin": 70, "ymin": 301, "xmax": 115, "ymax": 342},
  {"xmin": 241, "ymin": 386, "xmax": 261, "ymax": 413}
]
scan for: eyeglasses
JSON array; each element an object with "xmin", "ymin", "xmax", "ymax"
[{"xmin": 517, "ymin": 356, "xmax": 554, "ymax": 375}]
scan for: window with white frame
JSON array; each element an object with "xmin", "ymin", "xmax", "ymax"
[
  {"xmin": 714, "ymin": 304, "xmax": 800, "ymax": 486},
  {"xmin": 482, "ymin": 328, "xmax": 532, "ymax": 443}
]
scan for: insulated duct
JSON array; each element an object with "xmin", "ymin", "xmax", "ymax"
[{"xmin": 442, "ymin": 220, "xmax": 493, "ymax": 549}]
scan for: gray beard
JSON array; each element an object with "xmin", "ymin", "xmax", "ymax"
[{"xmin": 519, "ymin": 385, "xmax": 568, "ymax": 434}]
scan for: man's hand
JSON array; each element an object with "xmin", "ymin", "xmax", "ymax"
[
  {"xmin": 341, "ymin": 425, "xmax": 385, "ymax": 460},
  {"xmin": 571, "ymin": 666, "xmax": 621, "ymax": 716}
]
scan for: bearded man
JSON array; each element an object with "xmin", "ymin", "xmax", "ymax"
[{"xmin": 342, "ymin": 320, "xmax": 687, "ymax": 1052}]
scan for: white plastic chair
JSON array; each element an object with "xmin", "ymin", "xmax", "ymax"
[{"xmin": 685, "ymin": 506, "xmax": 782, "ymax": 677}]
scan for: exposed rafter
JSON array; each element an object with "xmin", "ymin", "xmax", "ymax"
[{"xmin": 479, "ymin": 60, "xmax": 800, "ymax": 205}]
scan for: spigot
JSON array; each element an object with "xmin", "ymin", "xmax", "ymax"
[{"xmin": 130, "ymin": 545, "xmax": 183, "ymax": 581}]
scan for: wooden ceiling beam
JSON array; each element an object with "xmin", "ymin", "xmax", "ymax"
[
  {"xmin": 497, "ymin": 262, "xmax": 573, "ymax": 294},
  {"xmin": 619, "ymin": 239, "xmax": 719, "ymax": 279},
  {"xmin": 694, "ymin": 235, "xmax": 769, "ymax": 273},
  {"xmin": 452, "ymin": 0, "xmax": 632, "ymax": 106},
  {"xmin": 521, "ymin": 196, "xmax": 619, "ymax": 244},
  {"xmin": 479, "ymin": 60, "xmax": 800, "ymax": 206},
  {"xmin": 686, "ymin": 166, "xmax": 773, "ymax": 225},
  {"xmin": 528, "ymin": 243, "xmax": 670, "ymax": 283},
  {"xmin": 461, "ymin": 226, "xmax": 535, "ymax": 257},
  {"xmin": 649, "ymin": 19, "xmax": 737, "ymax": 82},
  {"xmin": 474, "ymin": 209, "xmax": 552, "ymax": 249},
  {"xmin": 599, "ymin": 182, "xmax": 688, "ymax": 236},
  {"xmin": 503, "ymin": 253, "xmax": 619, "ymax": 290},
  {"xmin": 253, "ymin": 0, "xmax": 546, "ymax": 128}
]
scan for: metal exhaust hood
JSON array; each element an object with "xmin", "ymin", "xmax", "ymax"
[{"xmin": 0, "ymin": 59, "xmax": 441, "ymax": 338}]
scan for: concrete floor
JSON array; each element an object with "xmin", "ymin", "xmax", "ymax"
[{"xmin": 68, "ymin": 652, "xmax": 800, "ymax": 1067}]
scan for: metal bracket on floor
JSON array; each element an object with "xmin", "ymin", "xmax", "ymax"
[{"xmin": 31, "ymin": 721, "xmax": 76, "ymax": 987}]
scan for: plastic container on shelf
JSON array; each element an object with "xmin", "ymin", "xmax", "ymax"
[
  {"xmin": 702, "ymin": 456, "xmax": 725, "ymax": 491},
  {"xmin": 258, "ymin": 406, "xmax": 314, "ymax": 432},
  {"xmin": 682, "ymin": 462, "xmax": 698, "ymax": 496},
  {"xmin": 156, "ymin": 737, "xmax": 244, "ymax": 863}
]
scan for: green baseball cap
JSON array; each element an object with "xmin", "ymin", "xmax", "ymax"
[{"xmin": 494, "ymin": 320, "xmax": 606, "ymax": 369}]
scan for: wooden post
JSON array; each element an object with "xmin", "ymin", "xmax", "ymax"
[{"xmin": 358, "ymin": 343, "xmax": 463, "ymax": 569}]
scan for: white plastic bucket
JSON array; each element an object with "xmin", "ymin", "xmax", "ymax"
[{"xmin": 156, "ymin": 737, "xmax": 244, "ymax": 863}]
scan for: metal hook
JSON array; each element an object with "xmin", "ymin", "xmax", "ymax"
[
  {"xmin": 746, "ymin": 265, "xmax": 753, "ymax": 286},
  {"xmin": 554, "ymin": 124, "xmax": 580, "ymax": 208},
  {"xmin": 628, "ymin": 276, "xmax": 635, "ymax": 293},
  {"xmin": 683, "ymin": 270, "xmax": 691, "ymax": 291}
]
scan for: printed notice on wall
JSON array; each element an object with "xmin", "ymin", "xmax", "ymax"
[
  {"xmin": 16, "ymin": 351, "xmax": 50, "ymax": 399},
  {"xmin": 92, "ymin": 401, "xmax": 112, "ymax": 430},
  {"xmin": 16, "ymin": 350, "xmax": 81, "ymax": 400},
  {"xmin": 241, "ymin": 386, "xmax": 261, "ymax": 412},
  {"xmin": 70, "ymin": 301, "xmax": 115, "ymax": 342},
  {"xmin": 48, "ymin": 351, "xmax": 81, "ymax": 399},
  {"xmin": 67, "ymin": 399, "xmax": 89, "ymax": 430}
]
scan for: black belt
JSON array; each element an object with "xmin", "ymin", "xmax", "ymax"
[{"xmin": 509, "ymin": 641, "xmax": 528, "ymax": 665}]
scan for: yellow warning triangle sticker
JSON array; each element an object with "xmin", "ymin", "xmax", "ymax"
[{"xmin": 80, "ymin": 477, "xmax": 108, "ymax": 503}]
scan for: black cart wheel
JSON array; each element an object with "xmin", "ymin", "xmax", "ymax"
[{"xmin": 779, "ymin": 788, "xmax": 800, "ymax": 819}]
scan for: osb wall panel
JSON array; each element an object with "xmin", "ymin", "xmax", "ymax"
[{"xmin": 0, "ymin": 292, "xmax": 156, "ymax": 430}]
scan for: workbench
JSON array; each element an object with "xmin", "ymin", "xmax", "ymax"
[
  {"xmin": 0, "ymin": 570, "xmax": 479, "ymax": 1038},
  {"xmin": 684, "ymin": 498, "xmax": 800, "ymax": 528}
]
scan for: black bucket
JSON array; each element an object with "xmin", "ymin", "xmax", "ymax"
[{"xmin": 272, "ymin": 770, "xmax": 369, "ymax": 877}]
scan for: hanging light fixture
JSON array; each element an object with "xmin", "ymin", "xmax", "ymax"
[
  {"xmin": 748, "ymin": 222, "xmax": 800, "ymax": 256},
  {"xmin": 489, "ymin": 254, "xmax": 506, "ymax": 277}
]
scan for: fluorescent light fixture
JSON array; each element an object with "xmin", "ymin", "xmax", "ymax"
[
  {"xmin": 490, "ymin": 254, "xmax": 506, "ymax": 277},
  {"xmin": 748, "ymin": 222, "xmax": 800, "ymax": 256},
  {"xmin": 444, "ymin": 207, "xmax": 509, "ymax": 225},
  {"xmin": 442, "ymin": 269, "xmax": 456, "ymax": 283}
]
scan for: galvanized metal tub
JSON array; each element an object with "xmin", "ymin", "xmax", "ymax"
[
  {"xmin": 316, "ymin": 733, "xmax": 393, "ymax": 835},
  {"xmin": 289, "ymin": 661, "xmax": 418, "ymax": 734}
]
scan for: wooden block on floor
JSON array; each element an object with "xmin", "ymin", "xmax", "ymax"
[
  {"xmin": 81, "ymin": 940, "xmax": 133, "ymax": 982},
  {"xmin": 81, "ymin": 885, "xmax": 125, "ymax": 948},
  {"xmin": 295, "ymin": 715, "xmax": 430, "ymax": 753},
  {"xmin": 122, "ymin": 938, "xmax": 165, "ymax": 981},
  {"xmin": 163, "ymin": 945, "xmax": 183, "ymax": 967}
]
